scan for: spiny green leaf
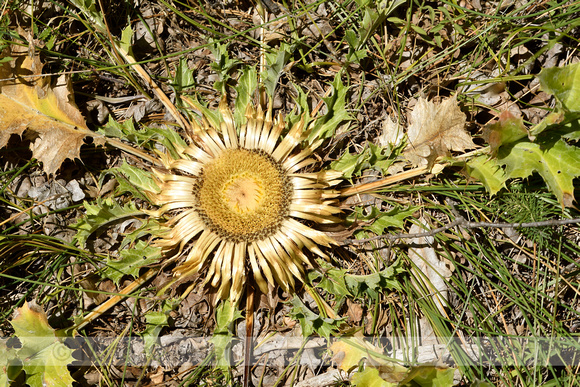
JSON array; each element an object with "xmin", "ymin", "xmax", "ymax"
[
  {"xmin": 10, "ymin": 302, "xmax": 74, "ymax": 387},
  {"xmin": 366, "ymin": 207, "xmax": 418, "ymax": 235},
  {"xmin": 560, "ymin": 114, "xmax": 580, "ymax": 140},
  {"xmin": 120, "ymin": 25, "xmax": 133, "ymax": 55},
  {"xmin": 0, "ymin": 340, "xmax": 18, "ymax": 387},
  {"xmin": 482, "ymin": 110, "xmax": 528, "ymax": 154},
  {"xmin": 145, "ymin": 310, "xmax": 170, "ymax": 326},
  {"xmin": 345, "ymin": 29, "xmax": 367, "ymax": 63},
  {"xmin": 289, "ymin": 297, "xmax": 344, "ymax": 338},
  {"xmin": 234, "ymin": 66, "xmax": 258, "ymax": 126},
  {"xmin": 351, "ymin": 367, "xmax": 396, "ymax": 387},
  {"xmin": 310, "ymin": 259, "xmax": 404, "ymax": 300},
  {"xmin": 531, "ymin": 110, "xmax": 580, "ymax": 140},
  {"xmin": 174, "ymin": 57, "xmax": 196, "ymax": 93},
  {"xmin": 211, "ymin": 300, "xmax": 242, "ymax": 371},
  {"xmin": 331, "ymin": 337, "xmax": 408, "ymax": 383},
  {"xmin": 331, "ymin": 338, "xmax": 381, "ymax": 373},
  {"xmin": 22, "ymin": 349, "xmax": 75, "ymax": 387},
  {"xmin": 308, "ymin": 260, "xmax": 351, "ymax": 299},
  {"xmin": 472, "ymin": 61, "xmax": 580, "ymax": 204},
  {"xmin": 307, "ymin": 73, "xmax": 352, "ymax": 142},
  {"xmin": 344, "ymin": 260, "xmax": 404, "ymax": 299},
  {"xmin": 209, "ymin": 39, "xmax": 239, "ymax": 94},
  {"xmin": 331, "ymin": 150, "xmax": 362, "ymax": 179},
  {"xmin": 287, "ymin": 83, "xmax": 311, "ymax": 129},
  {"xmin": 345, "ymin": 29, "xmax": 359, "ymax": 48},
  {"xmin": 103, "ymin": 240, "xmax": 161, "ymax": 284},
  {"xmin": 466, "ymin": 155, "xmax": 506, "ymax": 196},
  {"xmin": 108, "ymin": 161, "xmax": 160, "ymax": 200},
  {"xmin": 141, "ymin": 301, "xmax": 176, "ymax": 356},
  {"xmin": 11, "ymin": 304, "xmax": 54, "ymax": 354},
  {"xmin": 334, "ymin": 338, "xmax": 455, "ymax": 387},
  {"xmin": 189, "ymin": 97, "xmax": 220, "ymax": 130},
  {"xmin": 347, "ymin": 49, "xmax": 368, "ymax": 65},
  {"xmin": 99, "ymin": 116, "xmax": 187, "ymax": 157},
  {"xmin": 368, "ymin": 143, "xmax": 395, "ymax": 173},
  {"xmin": 99, "ymin": 115, "xmax": 134, "ymax": 139},
  {"xmin": 357, "ymin": 0, "xmax": 405, "ymax": 48},
  {"xmin": 120, "ymin": 218, "xmax": 167, "ymax": 250},
  {"xmin": 69, "ymin": 0, "xmax": 106, "ymax": 33},
  {"xmin": 331, "ymin": 144, "xmax": 396, "ymax": 179},
  {"xmin": 215, "ymin": 299, "xmax": 243, "ymax": 332},
  {"xmin": 538, "ymin": 62, "xmax": 580, "ymax": 112},
  {"xmin": 142, "ymin": 312, "xmax": 168, "ymax": 355},
  {"xmin": 348, "ymin": 206, "xmax": 419, "ymax": 235},
  {"xmin": 498, "ymin": 138, "xmax": 580, "ymax": 207},
  {"xmin": 262, "ymin": 43, "xmax": 293, "ymax": 98},
  {"xmin": 75, "ymin": 198, "xmax": 144, "ymax": 247},
  {"xmin": 148, "ymin": 128, "xmax": 188, "ymax": 157},
  {"xmin": 529, "ymin": 111, "xmax": 565, "ymax": 137},
  {"xmin": 403, "ymin": 365, "xmax": 455, "ymax": 387}
]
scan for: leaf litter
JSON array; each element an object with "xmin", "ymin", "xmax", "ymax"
[{"xmin": 1, "ymin": 1, "xmax": 580, "ymax": 387}]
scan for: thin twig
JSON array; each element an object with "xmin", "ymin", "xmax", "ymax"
[{"xmin": 342, "ymin": 217, "xmax": 580, "ymax": 245}]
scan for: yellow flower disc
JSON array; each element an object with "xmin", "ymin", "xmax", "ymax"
[{"xmin": 196, "ymin": 148, "xmax": 292, "ymax": 242}]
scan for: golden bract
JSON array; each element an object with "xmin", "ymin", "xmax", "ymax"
[{"xmin": 148, "ymin": 99, "xmax": 342, "ymax": 301}]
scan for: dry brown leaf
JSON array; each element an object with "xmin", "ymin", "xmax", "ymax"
[
  {"xmin": 0, "ymin": 40, "xmax": 94, "ymax": 175},
  {"xmin": 346, "ymin": 299, "xmax": 363, "ymax": 323},
  {"xmin": 404, "ymin": 96, "xmax": 475, "ymax": 167}
]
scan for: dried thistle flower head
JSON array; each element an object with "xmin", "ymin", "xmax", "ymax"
[{"xmin": 148, "ymin": 99, "xmax": 342, "ymax": 301}]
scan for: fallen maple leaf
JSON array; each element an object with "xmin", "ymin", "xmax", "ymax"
[
  {"xmin": 404, "ymin": 96, "xmax": 475, "ymax": 167},
  {"xmin": 0, "ymin": 38, "xmax": 95, "ymax": 175}
]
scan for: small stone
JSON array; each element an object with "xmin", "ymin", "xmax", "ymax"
[{"xmin": 66, "ymin": 180, "xmax": 85, "ymax": 202}]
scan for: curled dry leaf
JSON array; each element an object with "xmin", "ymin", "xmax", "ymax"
[
  {"xmin": 404, "ymin": 96, "xmax": 475, "ymax": 167},
  {"xmin": 0, "ymin": 40, "xmax": 96, "ymax": 175}
]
